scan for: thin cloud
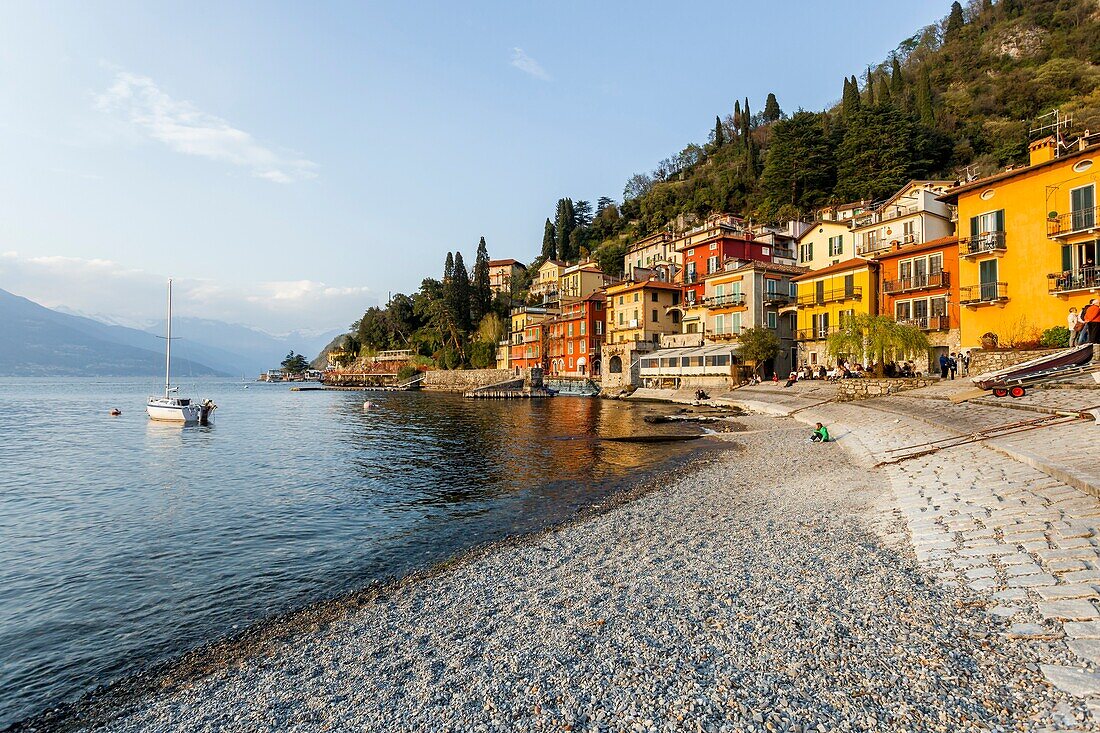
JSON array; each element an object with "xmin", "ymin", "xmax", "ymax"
[
  {"xmin": 95, "ymin": 71, "xmax": 317, "ymax": 183},
  {"xmin": 510, "ymin": 48, "xmax": 551, "ymax": 81},
  {"xmin": 0, "ymin": 251, "xmax": 370, "ymax": 333}
]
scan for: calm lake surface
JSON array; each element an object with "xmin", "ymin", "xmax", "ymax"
[{"xmin": 0, "ymin": 378, "xmax": 698, "ymax": 727}]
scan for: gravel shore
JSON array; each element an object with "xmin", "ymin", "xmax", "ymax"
[{"xmin": 85, "ymin": 414, "xmax": 1074, "ymax": 732}]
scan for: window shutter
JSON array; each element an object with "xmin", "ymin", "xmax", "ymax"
[
  {"xmin": 1062, "ymin": 245, "xmax": 1073, "ymax": 272},
  {"xmin": 970, "ymin": 216, "xmax": 979, "ymax": 237},
  {"xmin": 995, "ymin": 210, "xmax": 1005, "ymax": 232}
]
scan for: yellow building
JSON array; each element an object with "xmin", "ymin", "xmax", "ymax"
[
  {"xmin": 940, "ymin": 135, "xmax": 1100, "ymax": 347},
  {"xmin": 558, "ymin": 262, "xmax": 614, "ymax": 303},
  {"xmin": 530, "ymin": 260, "xmax": 566, "ymax": 303},
  {"xmin": 791, "ymin": 258, "xmax": 879, "ymax": 367},
  {"xmin": 795, "ymin": 220, "xmax": 855, "ymax": 271},
  {"xmin": 602, "ymin": 279, "xmax": 683, "ymax": 389},
  {"xmin": 622, "ymin": 231, "xmax": 678, "ymax": 280}
]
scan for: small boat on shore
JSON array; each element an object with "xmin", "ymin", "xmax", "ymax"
[{"xmin": 146, "ymin": 279, "xmax": 217, "ymax": 425}]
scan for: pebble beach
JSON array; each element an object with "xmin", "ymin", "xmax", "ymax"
[{"xmin": 67, "ymin": 411, "xmax": 1085, "ymax": 733}]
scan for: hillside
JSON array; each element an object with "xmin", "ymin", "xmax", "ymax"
[
  {"xmin": 537, "ymin": 0, "xmax": 1100, "ymax": 267},
  {"xmin": 0, "ymin": 288, "xmax": 225, "ymax": 377}
]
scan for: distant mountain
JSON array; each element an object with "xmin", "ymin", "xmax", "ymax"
[
  {"xmin": 143, "ymin": 317, "xmax": 344, "ymax": 376},
  {"xmin": 0, "ymin": 288, "xmax": 224, "ymax": 377}
]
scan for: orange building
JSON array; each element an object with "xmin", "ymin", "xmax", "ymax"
[
  {"xmin": 872, "ymin": 236, "xmax": 962, "ymax": 366},
  {"xmin": 508, "ymin": 306, "xmax": 556, "ymax": 371},
  {"xmin": 547, "ymin": 292, "xmax": 606, "ymax": 377}
]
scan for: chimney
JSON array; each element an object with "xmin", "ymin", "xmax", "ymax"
[{"xmin": 1029, "ymin": 136, "xmax": 1057, "ymax": 166}]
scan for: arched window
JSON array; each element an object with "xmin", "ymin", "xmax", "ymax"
[{"xmin": 609, "ymin": 355, "xmax": 623, "ymax": 374}]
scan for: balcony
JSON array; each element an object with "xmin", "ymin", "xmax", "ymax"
[
  {"xmin": 959, "ymin": 282, "xmax": 1008, "ymax": 305},
  {"xmin": 897, "ymin": 315, "xmax": 950, "ymax": 331},
  {"xmin": 1048, "ymin": 266, "xmax": 1100, "ymax": 294},
  {"xmin": 959, "ymin": 231, "xmax": 1006, "ymax": 258},
  {"xmin": 762, "ymin": 291, "xmax": 792, "ymax": 306},
  {"xmin": 796, "ymin": 286, "xmax": 863, "ymax": 306},
  {"xmin": 795, "ymin": 327, "xmax": 836, "ymax": 341},
  {"xmin": 1048, "ymin": 207, "xmax": 1098, "ymax": 238},
  {"xmin": 856, "ymin": 240, "xmax": 890, "ymax": 256},
  {"xmin": 883, "ymin": 271, "xmax": 950, "ymax": 294},
  {"xmin": 703, "ymin": 293, "xmax": 747, "ymax": 308}
]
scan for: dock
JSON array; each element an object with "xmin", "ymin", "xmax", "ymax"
[{"xmin": 464, "ymin": 377, "xmax": 555, "ymax": 399}]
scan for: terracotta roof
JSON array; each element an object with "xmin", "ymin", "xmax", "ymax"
[
  {"xmin": 796, "ymin": 220, "xmax": 851, "ymax": 242},
  {"xmin": 791, "ymin": 257, "xmax": 877, "ymax": 282},
  {"xmin": 488, "ymin": 258, "xmax": 524, "ymax": 267},
  {"xmin": 870, "ymin": 236, "xmax": 958, "ymax": 259},
  {"xmin": 939, "ymin": 143, "xmax": 1100, "ymax": 203},
  {"xmin": 606, "ymin": 278, "xmax": 682, "ymax": 293}
]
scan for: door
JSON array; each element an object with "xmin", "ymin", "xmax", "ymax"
[
  {"xmin": 843, "ymin": 274, "xmax": 855, "ymax": 298},
  {"xmin": 1071, "ymin": 185, "xmax": 1096, "ymax": 232},
  {"xmin": 979, "ymin": 259, "xmax": 998, "ymax": 301},
  {"xmin": 912, "ymin": 299, "xmax": 929, "ymax": 329},
  {"xmin": 912, "ymin": 257, "xmax": 928, "ymax": 288}
]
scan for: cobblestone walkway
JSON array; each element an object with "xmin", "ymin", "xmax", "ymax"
[{"xmin": 723, "ymin": 382, "xmax": 1100, "ymax": 730}]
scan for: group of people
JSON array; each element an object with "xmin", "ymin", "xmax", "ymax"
[
  {"xmin": 937, "ymin": 352, "xmax": 970, "ymax": 380},
  {"xmin": 1068, "ymin": 299, "xmax": 1100, "ymax": 345}
]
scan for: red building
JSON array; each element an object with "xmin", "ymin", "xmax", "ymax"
[
  {"xmin": 547, "ymin": 292, "xmax": 606, "ymax": 377},
  {"xmin": 677, "ymin": 214, "xmax": 773, "ymax": 305}
]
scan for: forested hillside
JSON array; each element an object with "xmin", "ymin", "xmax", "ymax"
[{"xmin": 537, "ymin": 0, "xmax": 1099, "ymax": 271}]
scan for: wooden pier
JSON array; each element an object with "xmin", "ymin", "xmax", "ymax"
[{"xmin": 464, "ymin": 388, "xmax": 555, "ymax": 399}]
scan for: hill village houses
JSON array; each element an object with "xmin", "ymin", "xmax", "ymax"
[{"xmin": 491, "ymin": 133, "xmax": 1100, "ymax": 391}]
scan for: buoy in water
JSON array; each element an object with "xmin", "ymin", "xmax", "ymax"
[
  {"xmin": 109, "ymin": 408, "xmax": 122, "ymax": 416},
  {"xmin": 363, "ymin": 401, "xmax": 373, "ymax": 410}
]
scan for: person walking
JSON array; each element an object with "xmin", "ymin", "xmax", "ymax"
[
  {"xmin": 1078, "ymin": 300, "xmax": 1098, "ymax": 346},
  {"xmin": 938, "ymin": 352, "xmax": 949, "ymax": 379},
  {"xmin": 962, "ymin": 351, "xmax": 971, "ymax": 376},
  {"xmin": 1085, "ymin": 298, "xmax": 1100, "ymax": 345},
  {"xmin": 1069, "ymin": 307, "xmax": 1083, "ymax": 344}
]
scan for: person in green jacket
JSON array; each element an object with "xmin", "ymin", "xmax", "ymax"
[{"xmin": 810, "ymin": 422, "xmax": 830, "ymax": 443}]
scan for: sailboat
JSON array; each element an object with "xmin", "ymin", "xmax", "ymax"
[{"xmin": 146, "ymin": 279, "xmax": 217, "ymax": 425}]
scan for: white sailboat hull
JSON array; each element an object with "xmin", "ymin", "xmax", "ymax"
[{"xmin": 146, "ymin": 398, "xmax": 213, "ymax": 424}]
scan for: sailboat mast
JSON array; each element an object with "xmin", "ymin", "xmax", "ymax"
[{"xmin": 165, "ymin": 279, "xmax": 172, "ymax": 399}]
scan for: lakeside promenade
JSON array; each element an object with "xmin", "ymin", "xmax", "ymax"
[{"xmin": 69, "ymin": 378, "xmax": 1100, "ymax": 732}]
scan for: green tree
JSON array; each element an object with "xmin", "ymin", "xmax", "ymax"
[
  {"xmin": 554, "ymin": 198, "xmax": 576, "ymax": 261},
  {"xmin": 471, "ymin": 236, "xmax": 492, "ymax": 325},
  {"xmin": 737, "ymin": 326, "xmax": 780, "ymax": 376},
  {"xmin": 834, "ymin": 105, "xmax": 919, "ymax": 201},
  {"xmin": 758, "ymin": 111, "xmax": 836, "ymax": 215},
  {"xmin": 574, "ymin": 200, "xmax": 593, "ymax": 228},
  {"xmin": 762, "ymin": 93, "xmax": 782, "ymax": 123},
  {"xmin": 443, "ymin": 252, "xmax": 454, "ymax": 281},
  {"xmin": 449, "ymin": 251, "xmax": 472, "ymax": 333},
  {"xmin": 281, "ymin": 351, "xmax": 310, "ymax": 374},
  {"xmin": 713, "ymin": 115, "xmax": 725, "ymax": 146},
  {"xmin": 945, "ymin": 1, "xmax": 965, "ymax": 40},
  {"xmin": 915, "ymin": 66, "xmax": 935, "ymax": 126},
  {"xmin": 890, "ymin": 57, "xmax": 905, "ymax": 101},
  {"xmin": 842, "ymin": 76, "xmax": 861, "ymax": 117},
  {"xmin": 541, "ymin": 219, "xmax": 556, "ymax": 260},
  {"xmin": 826, "ymin": 314, "xmax": 930, "ymax": 377}
]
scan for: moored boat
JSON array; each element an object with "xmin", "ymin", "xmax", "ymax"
[{"xmin": 146, "ymin": 279, "xmax": 217, "ymax": 425}]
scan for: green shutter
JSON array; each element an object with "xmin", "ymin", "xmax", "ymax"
[
  {"xmin": 1062, "ymin": 245, "xmax": 1073, "ymax": 271},
  {"xmin": 995, "ymin": 209, "xmax": 1005, "ymax": 232},
  {"xmin": 970, "ymin": 216, "xmax": 979, "ymax": 237}
]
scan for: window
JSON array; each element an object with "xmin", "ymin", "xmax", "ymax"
[
  {"xmin": 568, "ymin": 358, "xmax": 573, "ymax": 368},
  {"xmin": 672, "ymin": 312, "xmax": 680, "ymax": 324},
  {"xmin": 766, "ymin": 279, "xmax": 777, "ymax": 294},
  {"xmin": 707, "ymin": 255, "xmax": 719, "ymax": 273},
  {"xmin": 567, "ymin": 341, "xmax": 573, "ymax": 354},
  {"xmin": 767, "ymin": 311, "xmax": 777, "ymax": 329},
  {"xmin": 971, "ymin": 209, "xmax": 1005, "ymax": 235},
  {"xmin": 929, "ymin": 253, "xmax": 943, "ymax": 274},
  {"xmin": 979, "ymin": 259, "xmax": 999, "ymax": 300},
  {"xmin": 729, "ymin": 312, "xmax": 741, "ymax": 333},
  {"xmin": 651, "ymin": 292, "xmax": 659, "ymax": 302},
  {"xmin": 896, "ymin": 301, "xmax": 911, "ymax": 320},
  {"xmin": 580, "ymin": 322, "xmax": 586, "ymax": 335},
  {"xmin": 1071, "ymin": 185, "xmax": 1096, "ymax": 231},
  {"xmin": 580, "ymin": 340, "xmax": 586, "ymax": 352},
  {"xmin": 651, "ymin": 309, "xmax": 659, "ymax": 322},
  {"xmin": 828, "ymin": 235, "xmax": 843, "ymax": 256},
  {"xmin": 930, "ymin": 296, "xmax": 947, "ymax": 319},
  {"xmin": 800, "ymin": 242, "xmax": 814, "ymax": 263},
  {"xmin": 633, "ymin": 309, "xmax": 638, "ymax": 322},
  {"xmin": 715, "ymin": 314, "xmax": 725, "ymax": 334},
  {"xmin": 789, "ymin": 282, "xmax": 797, "ymax": 296},
  {"xmin": 843, "ymin": 274, "xmax": 855, "ymax": 297},
  {"xmin": 634, "ymin": 293, "xmax": 640, "ymax": 302},
  {"xmin": 618, "ymin": 312, "xmax": 624, "ymax": 325},
  {"xmin": 902, "ymin": 220, "xmax": 916, "ymax": 243},
  {"xmin": 618, "ymin": 296, "xmax": 624, "ymax": 305},
  {"xmin": 567, "ymin": 323, "xmax": 574, "ymax": 337},
  {"xmin": 596, "ymin": 321, "xmax": 602, "ymax": 335}
]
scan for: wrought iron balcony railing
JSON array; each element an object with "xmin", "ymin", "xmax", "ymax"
[
  {"xmin": 897, "ymin": 315, "xmax": 950, "ymax": 331},
  {"xmin": 883, "ymin": 271, "xmax": 949, "ymax": 294},
  {"xmin": 703, "ymin": 293, "xmax": 746, "ymax": 308},
  {"xmin": 796, "ymin": 286, "xmax": 863, "ymax": 306},
  {"xmin": 1048, "ymin": 207, "xmax": 1098, "ymax": 238},
  {"xmin": 1048, "ymin": 266, "xmax": 1100, "ymax": 294},
  {"xmin": 959, "ymin": 231, "xmax": 1006, "ymax": 257},
  {"xmin": 959, "ymin": 282, "xmax": 1008, "ymax": 305},
  {"xmin": 795, "ymin": 327, "xmax": 836, "ymax": 341}
]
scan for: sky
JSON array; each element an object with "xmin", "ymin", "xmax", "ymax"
[{"xmin": 0, "ymin": 1, "xmax": 951, "ymax": 334}]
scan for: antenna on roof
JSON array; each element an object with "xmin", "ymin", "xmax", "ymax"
[
  {"xmin": 1029, "ymin": 109, "xmax": 1073, "ymax": 156},
  {"xmin": 963, "ymin": 164, "xmax": 979, "ymax": 183}
]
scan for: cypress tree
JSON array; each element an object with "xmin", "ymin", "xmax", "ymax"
[
  {"xmin": 713, "ymin": 115, "xmax": 725, "ymax": 146},
  {"xmin": 554, "ymin": 198, "xmax": 576, "ymax": 261},
  {"xmin": 762, "ymin": 93, "xmax": 782, "ymax": 123},
  {"xmin": 450, "ymin": 251, "xmax": 472, "ymax": 332},
  {"xmin": 890, "ymin": 57, "xmax": 904, "ymax": 98},
  {"xmin": 444, "ymin": 251, "xmax": 454, "ymax": 281},
  {"xmin": 878, "ymin": 71, "xmax": 893, "ymax": 106},
  {"xmin": 945, "ymin": 1, "xmax": 965, "ymax": 40},
  {"xmin": 471, "ymin": 237, "xmax": 491, "ymax": 325},
  {"xmin": 541, "ymin": 219, "xmax": 556, "ymax": 260},
  {"xmin": 733, "ymin": 100, "xmax": 742, "ymax": 136},
  {"xmin": 915, "ymin": 66, "xmax": 935, "ymax": 126},
  {"xmin": 842, "ymin": 77, "xmax": 861, "ymax": 118},
  {"xmin": 864, "ymin": 69, "xmax": 875, "ymax": 106},
  {"xmin": 742, "ymin": 97, "xmax": 756, "ymax": 178}
]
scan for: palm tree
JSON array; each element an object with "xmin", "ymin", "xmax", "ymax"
[{"xmin": 826, "ymin": 314, "xmax": 929, "ymax": 377}]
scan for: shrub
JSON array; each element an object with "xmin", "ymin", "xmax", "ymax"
[
  {"xmin": 1040, "ymin": 326, "xmax": 1071, "ymax": 348},
  {"xmin": 468, "ymin": 341, "xmax": 497, "ymax": 369},
  {"xmin": 396, "ymin": 365, "xmax": 419, "ymax": 382}
]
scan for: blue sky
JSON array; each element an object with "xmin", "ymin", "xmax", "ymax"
[{"xmin": 0, "ymin": 1, "xmax": 950, "ymax": 333}]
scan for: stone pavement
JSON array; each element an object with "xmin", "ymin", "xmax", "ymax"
[{"xmin": 720, "ymin": 381, "xmax": 1100, "ymax": 728}]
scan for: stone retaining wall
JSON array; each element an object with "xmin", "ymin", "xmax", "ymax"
[
  {"xmin": 835, "ymin": 377, "xmax": 939, "ymax": 402},
  {"xmin": 968, "ymin": 348, "xmax": 1063, "ymax": 375},
  {"xmin": 420, "ymin": 369, "xmax": 517, "ymax": 391}
]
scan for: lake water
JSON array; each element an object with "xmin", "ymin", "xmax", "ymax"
[{"xmin": 0, "ymin": 378, "xmax": 698, "ymax": 728}]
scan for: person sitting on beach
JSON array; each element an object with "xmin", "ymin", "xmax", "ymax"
[{"xmin": 810, "ymin": 422, "xmax": 830, "ymax": 442}]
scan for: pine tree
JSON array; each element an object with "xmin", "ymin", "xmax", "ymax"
[
  {"xmin": 574, "ymin": 200, "xmax": 593, "ymax": 229},
  {"xmin": 450, "ymin": 251, "xmax": 472, "ymax": 333},
  {"xmin": 554, "ymin": 198, "xmax": 576, "ymax": 261},
  {"xmin": 835, "ymin": 105, "xmax": 921, "ymax": 201},
  {"xmin": 541, "ymin": 219, "xmax": 556, "ymax": 260},
  {"xmin": 444, "ymin": 251, "xmax": 454, "ymax": 281},
  {"xmin": 713, "ymin": 115, "xmax": 725, "ymax": 146},
  {"xmin": 945, "ymin": 1, "xmax": 965, "ymax": 40},
  {"xmin": 596, "ymin": 196, "xmax": 614, "ymax": 214},
  {"xmin": 915, "ymin": 66, "xmax": 935, "ymax": 126},
  {"xmin": 762, "ymin": 93, "xmax": 782, "ymax": 123},
  {"xmin": 890, "ymin": 57, "xmax": 904, "ymax": 99},
  {"xmin": 471, "ymin": 237, "xmax": 491, "ymax": 325},
  {"xmin": 758, "ymin": 111, "xmax": 836, "ymax": 214}
]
